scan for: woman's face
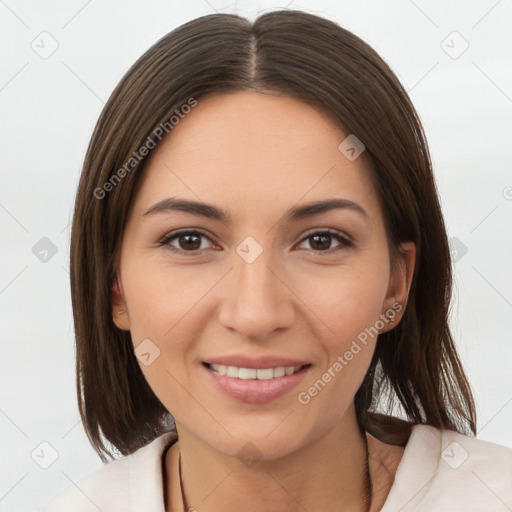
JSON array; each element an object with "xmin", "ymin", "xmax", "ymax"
[{"xmin": 113, "ymin": 91, "xmax": 414, "ymax": 459}]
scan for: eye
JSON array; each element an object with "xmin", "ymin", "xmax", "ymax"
[
  {"xmin": 158, "ymin": 228, "xmax": 353, "ymax": 256},
  {"xmin": 297, "ymin": 230, "xmax": 353, "ymax": 253},
  {"xmin": 158, "ymin": 229, "xmax": 215, "ymax": 253}
]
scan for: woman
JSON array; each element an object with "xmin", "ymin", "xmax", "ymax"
[{"xmin": 41, "ymin": 9, "xmax": 512, "ymax": 512}]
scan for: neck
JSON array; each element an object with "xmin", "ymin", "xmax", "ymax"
[{"xmin": 166, "ymin": 406, "xmax": 372, "ymax": 512}]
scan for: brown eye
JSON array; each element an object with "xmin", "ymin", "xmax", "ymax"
[
  {"xmin": 298, "ymin": 231, "xmax": 352, "ymax": 252},
  {"xmin": 159, "ymin": 230, "xmax": 214, "ymax": 253}
]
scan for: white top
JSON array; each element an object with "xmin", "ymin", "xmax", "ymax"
[{"xmin": 39, "ymin": 424, "xmax": 512, "ymax": 511}]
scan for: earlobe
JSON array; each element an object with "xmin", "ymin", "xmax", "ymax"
[
  {"xmin": 112, "ymin": 275, "xmax": 130, "ymax": 330},
  {"xmin": 380, "ymin": 241, "xmax": 416, "ymax": 332}
]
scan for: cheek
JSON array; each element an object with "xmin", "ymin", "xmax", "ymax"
[
  {"xmin": 292, "ymin": 259, "xmax": 389, "ymax": 346},
  {"xmin": 119, "ymin": 260, "xmax": 225, "ymax": 412},
  {"xmin": 294, "ymin": 292, "xmax": 381, "ymax": 437},
  {"xmin": 291, "ymin": 260, "xmax": 388, "ymax": 409},
  {"xmin": 122, "ymin": 257, "xmax": 224, "ymax": 341}
]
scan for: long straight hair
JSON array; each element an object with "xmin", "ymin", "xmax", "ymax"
[{"xmin": 70, "ymin": 9, "xmax": 476, "ymax": 461}]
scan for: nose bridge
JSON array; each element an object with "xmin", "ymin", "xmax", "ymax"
[
  {"xmin": 234, "ymin": 237, "xmax": 280, "ymax": 307},
  {"xmin": 236, "ymin": 251, "xmax": 275, "ymax": 301},
  {"xmin": 218, "ymin": 236, "xmax": 294, "ymax": 338}
]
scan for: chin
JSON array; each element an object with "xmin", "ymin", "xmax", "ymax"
[
  {"xmin": 192, "ymin": 416, "xmax": 317, "ymax": 463},
  {"xmin": 216, "ymin": 434, "xmax": 304, "ymax": 463}
]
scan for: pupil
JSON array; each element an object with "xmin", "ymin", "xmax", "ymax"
[
  {"xmin": 311, "ymin": 234, "xmax": 330, "ymax": 250},
  {"xmin": 181, "ymin": 234, "xmax": 200, "ymax": 250}
]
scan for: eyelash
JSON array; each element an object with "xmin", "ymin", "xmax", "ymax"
[{"xmin": 158, "ymin": 228, "xmax": 353, "ymax": 255}]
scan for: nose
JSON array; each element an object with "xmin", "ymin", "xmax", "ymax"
[{"xmin": 217, "ymin": 244, "xmax": 296, "ymax": 341}]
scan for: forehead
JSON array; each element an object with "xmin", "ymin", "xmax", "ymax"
[{"xmin": 132, "ymin": 91, "xmax": 379, "ymax": 222}]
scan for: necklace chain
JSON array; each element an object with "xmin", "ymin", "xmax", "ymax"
[{"xmin": 177, "ymin": 434, "xmax": 372, "ymax": 512}]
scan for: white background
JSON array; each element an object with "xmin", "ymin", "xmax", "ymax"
[{"xmin": 1, "ymin": 0, "xmax": 511, "ymax": 510}]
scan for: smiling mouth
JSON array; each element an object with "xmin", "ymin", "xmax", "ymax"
[{"xmin": 203, "ymin": 362, "xmax": 311, "ymax": 380}]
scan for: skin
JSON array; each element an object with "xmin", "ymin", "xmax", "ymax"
[{"xmin": 112, "ymin": 91, "xmax": 415, "ymax": 511}]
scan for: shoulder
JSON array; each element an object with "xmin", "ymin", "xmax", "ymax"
[
  {"xmin": 38, "ymin": 432, "xmax": 177, "ymax": 512},
  {"xmin": 382, "ymin": 424, "xmax": 512, "ymax": 511}
]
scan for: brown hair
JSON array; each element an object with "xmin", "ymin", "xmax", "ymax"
[{"xmin": 70, "ymin": 9, "xmax": 476, "ymax": 462}]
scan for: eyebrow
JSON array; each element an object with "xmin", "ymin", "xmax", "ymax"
[{"xmin": 143, "ymin": 197, "xmax": 369, "ymax": 224}]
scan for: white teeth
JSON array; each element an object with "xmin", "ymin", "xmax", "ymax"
[
  {"xmin": 239, "ymin": 367, "xmax": 257, "ymax": 379},
  {"xmin": 273, "ymin": 367, "xmax": 286, "ymax": 378},
  {"xmin": 216, "ymin": 364, "xmax": 227, "ymax": 375},
  {"xmin": 210, "ymin": 363, "xmax": 302, "ymax": 379},
  {"xmin": 257, "ymin": 368, "xmax": 274, "ymax": 380},
  {"xmin": 226, "ymin": 366, "xmax": 239, "ymax": 377}
]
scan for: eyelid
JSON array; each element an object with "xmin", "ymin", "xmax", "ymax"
[
  {"xmin": 296, "ymin": 228, "xmax": 353, "ymax": 253},
  {"xmin": 299, "ymin": 228, "xmax": 353, "ymax": 245},
  {"xmin": 158, "ymin": 228, "xmax": 217, "ymax": 249}
]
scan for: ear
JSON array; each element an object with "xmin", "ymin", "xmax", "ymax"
[
  {"xmin": 112, "ymin": 274, "xmax": 130, "ymax": 331},
  {"xmin": 379, "ymin": 241, "xmax": 416, "ymax": 333}
]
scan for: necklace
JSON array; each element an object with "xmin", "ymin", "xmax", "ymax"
[
  {"xmin": 362, "ymin": 431, "xmax": 373, "ymax": 511},
  {"xmin": 177, "ymin": 433, "xmax": 372, "ymax": 512}
]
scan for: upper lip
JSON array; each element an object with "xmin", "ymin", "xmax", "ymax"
[{"xmin": 204, "ymin": 355, "xmax": 311, "ymax": 369}]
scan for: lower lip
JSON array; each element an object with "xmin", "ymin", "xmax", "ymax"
[{"xmin": 204, "ymin": 364, "xmax": 310, "ymax": 404}]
